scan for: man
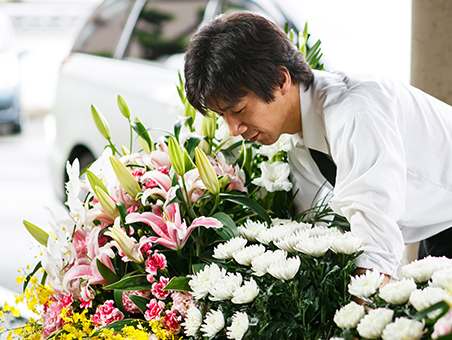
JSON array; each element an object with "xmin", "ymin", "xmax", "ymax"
[{"xmin": 183, "ymin": 11, "xmax": 452, "ymax": 279}]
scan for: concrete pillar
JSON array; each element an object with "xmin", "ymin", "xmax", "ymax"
[{"xmin": 411, "ymin": 0, "xmax": 452, "ymax": 105}]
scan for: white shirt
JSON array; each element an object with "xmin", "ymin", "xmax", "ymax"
[{"xmin": 288, "ymin": 69, "xmax": 452, "ymax": 277}]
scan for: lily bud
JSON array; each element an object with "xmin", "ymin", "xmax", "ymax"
[
  {"xmin": 183, "ymin": 149, "xmax": 196, "ymax": 173},
  {"xmin": 200, "ymin": 114, "xmax": 217, "ymax": 140},
  {"xmin": 91, "ymin": 105, "xmax": 111, "ymax": 140},
  {"xmin": 110, "ymin": 156, "xmax": 142, "ymax": 200},
  {"xmin": 105, "ymin": 218, "xmax": 144, "ymax": 263},
  {"xmin": 168, "ymin": 136, "xmax": 185, "ymax": 175},
  {"xmin": 138, "ymin": 135, "xmax": 152, "ymax": 154},
  {"xmin": 194, "ymin": 147, "xmax": 220, "ymax": 195},
  {"xmin": 117, "ymin": 95, "xmax": 130, "ymax": 119},
  {"xmin": 184, "ymin": 99, "xmax": 196, "ymax": 122},
  {"xmin": 93, "ymin": 186, "xmax": 120, "ymax": 220},
  {"xmin": 23, "ymin": 220, "xmax": 49, "ymax": 246}
]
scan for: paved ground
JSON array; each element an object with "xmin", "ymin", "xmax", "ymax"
[{"xmin": 0, "ymin": 115, "xmax": 64, "ymax": 295}]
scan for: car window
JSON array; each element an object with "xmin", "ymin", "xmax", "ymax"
[
  {"xmin": 123, "ymin": 0, "xmax": 208, "ymax": 62},
  {"xmin": 72, "ymin": 0, "xmax": 136, "ymax": 58}
]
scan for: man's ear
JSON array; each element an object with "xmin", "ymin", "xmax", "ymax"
[{"xmin": 278, "ymin": 66, "xmax": 291, "ymax": 96}]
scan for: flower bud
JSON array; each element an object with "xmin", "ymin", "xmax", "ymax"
[
  {"xmin": 110, "ymin": 156, "xmax": 142, "ymax": 200},
  {"xmin": 194, "ymin": 147, "xmax": 219, "ymax": 195},
  {"xmin": 168, "ymin": 136, "xmax": 185, "ymax": 175},
  {"xmin": 91, "ymin": 105, "xmax": 111, "ymax": 140},
  {"xmin": 93, "ymin": 186, "xmax": 120, "ymax": 220},
  {"xmin": 200, "ymin": 114, "xmax": 217, "ymax": 140},
  {"xmin": 117, "ymin": 95, "xmax": 130, "ymax": 119},
  {"xmin": 23, "ymin": 220, "xmax": 49, "ymax": 246}
]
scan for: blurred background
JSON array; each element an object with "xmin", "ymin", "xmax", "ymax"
[{"xmin": 0, "ymin": 0, "xmax": 419, "ymax": 306}]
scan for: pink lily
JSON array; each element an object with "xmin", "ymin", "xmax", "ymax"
[{"xmin": 126, "ymin": 203, "xmax": 222, "ymax": 250}]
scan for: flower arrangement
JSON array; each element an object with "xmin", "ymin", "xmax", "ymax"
[{"xmin": 333, "ymin": 255, "xmax": 452, "ymax": 340}]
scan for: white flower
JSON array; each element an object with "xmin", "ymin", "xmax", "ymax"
[
  {"xmin": 308, "ymin": 225, "xmax": 341, "ymax": 238},
  {"xmin": 294, "ymin": 236, "xmax": 330, "ymax": 257},
  {"xmin": 348, "ymin": 270, "xmax": 385, "ymax": 298},
  {"xmin": 231, "ymin": 278, "xmax": 260, "ymax": 304},
  {"xmin": 200, "ymin": 309, "xmax": 225, "ymax": 337},
  {"xmin": 257, "ymin": 134, "xmax": 292, "ymax": 159},
  {"xmin": 213, "ymin": 237, "xmax": 248, "ymax": 259},
  {"xmin": 181, "ymin": 306, "xmax": 202, "ymax": 336},
  {"xmin": 333, "ymin": 301, "xmax": 365, "ymax": 329},
  {"xmin": 189, "ymin": 263, "xmax": 226, "ymax": 299},
  {"xmin": 402, "ymin": 256, "xmax": 452, "ymax": 283},
  {"xmin": 252, "ymin": 161, "xmax": 292, "ymax": 192},
  {"xmin": 232, "ymin": 244, "xmax": 266, "ymax": 266},
  {"xmin": 379, "ymin": 278, "xmax": 417, "ymax": 305},
  {"xmin": 381, "ymin": 317, "xmax": 424, "ymax": 340},
  {"xmin": 431, "ymin": 267, "xmax": 452, "ymax": 289},
  {"xmin": 267, "ymin": 256, "xmax": 301, "ymax": 280},
  {"xmin": 251, "ymin": 249, "xmax": 287, "ymax": 276},
  {"xmin": 329, "ymin": 232, "xmax": 361, "ymax": 254},
  {"xmin": 255, "ymin": 225, "xmax": 293, "ymax": 245},
  {"xmin": 274, "ymin": 230, "xmax": 309, "ymax": 253},
  {"xmin": 226, "ymin": 312, "xmax": 249, "ymax": 340},
  {"xmin": 357, "ymin": 308, "xmax": 394, "ymax": 339},
  {"xmin": 209, "ymin": 272, "xmax": 243, "ymax": 301},
  {"xmin": 237, "ymin": 220, "xmax": 267, "ymax": 242},
  {"xmin": 409, "ymin": 286, "xmax": 448, "ymax": 319}
]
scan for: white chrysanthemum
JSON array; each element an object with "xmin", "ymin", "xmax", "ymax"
[
  {"xmin": 357, "ymin": 308, "xmax": 394, "ymax": 339},
  {"xmin": 294, "ymin": 236, "xmax": 330, "ymax": 257},
  {"xmin": 267, "ymin": 256, "xmax": 301, "ymax": 281},
  {"xmin": 189, "ymin": 263, "xmax": 226, "ymax": 299},
  {"xmin": 251, "ymin": 249, "xmax": 287, "ymax": 276},
  {"xmin": 330, "ymin": 338, "xmax": 346, "ymax": 340},
  {"xmin": 226, "ymin": 312, "xmax": 249, "ymax": 340},
  {"xmin": 308, "ymin": 225, "xmax": 341, "ymax": 238},
  {"xmin": 274, "ymin": 230, "xmax": 309, "ymax": 253},
  {"xmin": 251, "ymin": 161, "xmax": 292, "ymax": 192},
  {"xmin": 255, "ymin": 225, "xmax": 294, "ymax": 245},
  {"xmin": 348, "ymin": 270, "xmax": 385, "ymax": 298},
  {"xmin": 333, "ymin": 301, "xmax": 365, "ymax": 329},
  {"xmin": 181, "ymin": 306, "xmax": 202, "ymax": 336},
  {"xmin": 381, "ymin": 317, "xmax": 424, "ymax": 340},
  {"xmin": 257, "ymin": 133, "xmax": 292, "ymax": 159},
  {"xmin": 213, "ymin": 237, "xmax": 248, "ymax": 259},
  {"xmin": 209, "ymin": 272, "xmax": 243, "ymax": 301},
  {"xmin": 431, "ymin": 267, "xmax": 452, "ymax": 289},
  {"xmin": 329, "ymin": 232, "xmax": 362, "ymax": 254},
  {"xmin": 402, "ymin": 256, "xmax": 452, "ymax": 283},
  {"xmin": 232, "ymin": 244, "xmax": 266, "ymax": 266},
  {"xmin": 409, "ymin": 286, "xmax": 449, "ymax": 319},
  {"xmin": 271, "ymin": 219, "xmax": 310, "ymax": 230},
  {"xmin": 200, "ymin": 309, "xmax": 225, "ymax": 337},
  {"xmin": 237, "ymin": 220, "xmax": 268, "ymax": 242},
  {"xmin": 378, "ymin": 278, "xmax": 416, "ymax": 305},
  {"xmin": 231, "ymin": 278, "xmax": 260, "ymax": 304}
]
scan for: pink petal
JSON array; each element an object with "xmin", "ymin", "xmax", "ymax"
[{"xmin": 191, "ymin": 217, "xmax": 223, "ymax": 229}]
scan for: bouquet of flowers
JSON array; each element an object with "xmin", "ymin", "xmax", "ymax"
[{"xmin": 333, "ymin": 256, "xmax": 452, "ymax": 340}]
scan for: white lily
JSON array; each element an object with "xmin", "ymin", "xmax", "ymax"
[
  {"xmin": 252, "ymin": 161, "xmax": 292, "ymax": 192},
  {"xmin": 105, "ymin": 218, "xmax": 144, "ymax": 263}
]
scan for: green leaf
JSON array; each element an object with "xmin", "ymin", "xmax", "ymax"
[
  {"xmin": 23, "ymin": 220, "xmax": 49, "ymax": 246},
  {"xmin": 117, "ymin": 95, "xmax": 130, "ymax": 119},
  {"xmin": 220, "ymin": 193, "xmax": 272, "ymax": 225},
  {"xmin": 131, "ymin": 118, "xmax": 154, "ymax": 152},
  {"xmin": 176, "ymin": 70, "xmax": 186, "ymax": 103},
  {"xmin": 212, "ymin": 212, "xmax": 239, "ymax": 240},
  {"xmin": 23, "ymin": 261, "xmax": 42, "ymax": 293},
  {"xmin": 127, "ymin": 294, "xmax": 150, "ymax": 314},
  {"xmin": 86, "ymin": 169, "xmax": 109, "ymax": 195},
  {"xmin": 185, "ymin": 136, "xmax": 204, "ymax": 158},
  {"xmin": 96, "ymin": 259, "xmax": 121, "ymax": 284},
  {"xmin": 165, "ymin": 276, "xmax": 191, "ymax": 291},
  {"xmin": 116, "ymin": 202, "xmax": 128, "ymax": 225},
  {"xmin": 104, "ymin": 275, "xmax": 151, "ymax": 291},
  {"xmin": 114, "ymin": 289, "xmax": 127, "ymax": 315},
  {"xmin": 414, "ymin": 300, "xmax": 449, "ymax": 321},
  {"xmin": 192, "ymin": 263, "xmax": 208, "ymax": 274},
  {"xmin": 92, "ymin": 319, "xmax": 146, "ymax": 337}
]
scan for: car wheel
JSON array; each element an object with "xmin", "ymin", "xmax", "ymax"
[{"xmin": 12, "ymin": 121, "xmax": 21, "ymax": 134}]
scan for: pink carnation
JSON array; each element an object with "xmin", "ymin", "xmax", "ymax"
[
  {"xmin": 152, "ymin": 277, "xmax": 170, "ymax": 300},
  {"xmin": 146, "ymin": 252, "xmax": 167, "ymax": 278},
  {"xmin": 171, "ymin": 291, "xmax": 194, "ymax": 319},
  {"xmin": 144, "ymin": 298, "xmax": 166, "ymax": 321},
  {"xmin": 42, "ymin": 292, "xmax": 69, "ymax": 338},
  {"xmin": 91, "ymin": 300, "xmax": 124, "ymax": 328},
  {"xmin": 163, "ymin": 310, "xmax": 181, "ymax": 333},
  {"xmin": 122, "ymin": 290, "xmax": 152, "ymax": 314}
]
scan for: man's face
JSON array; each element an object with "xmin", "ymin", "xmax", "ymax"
[{"xmin": 214, "ymin": 90, "xmax": 293, "ymax": 145}]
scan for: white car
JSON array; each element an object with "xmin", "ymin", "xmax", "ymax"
[{"xmin": 48, "ymin": 0, "xmax": 321, "ymax": 201}]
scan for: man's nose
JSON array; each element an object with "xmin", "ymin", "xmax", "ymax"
[{"xmin": 225, "ymin": 114, "xmax": 247, "ymax": 137}]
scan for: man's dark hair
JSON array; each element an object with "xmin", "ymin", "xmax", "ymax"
[{"xmin": 184, "ymin": 11, "xmax": 313, "ymax": 115}]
